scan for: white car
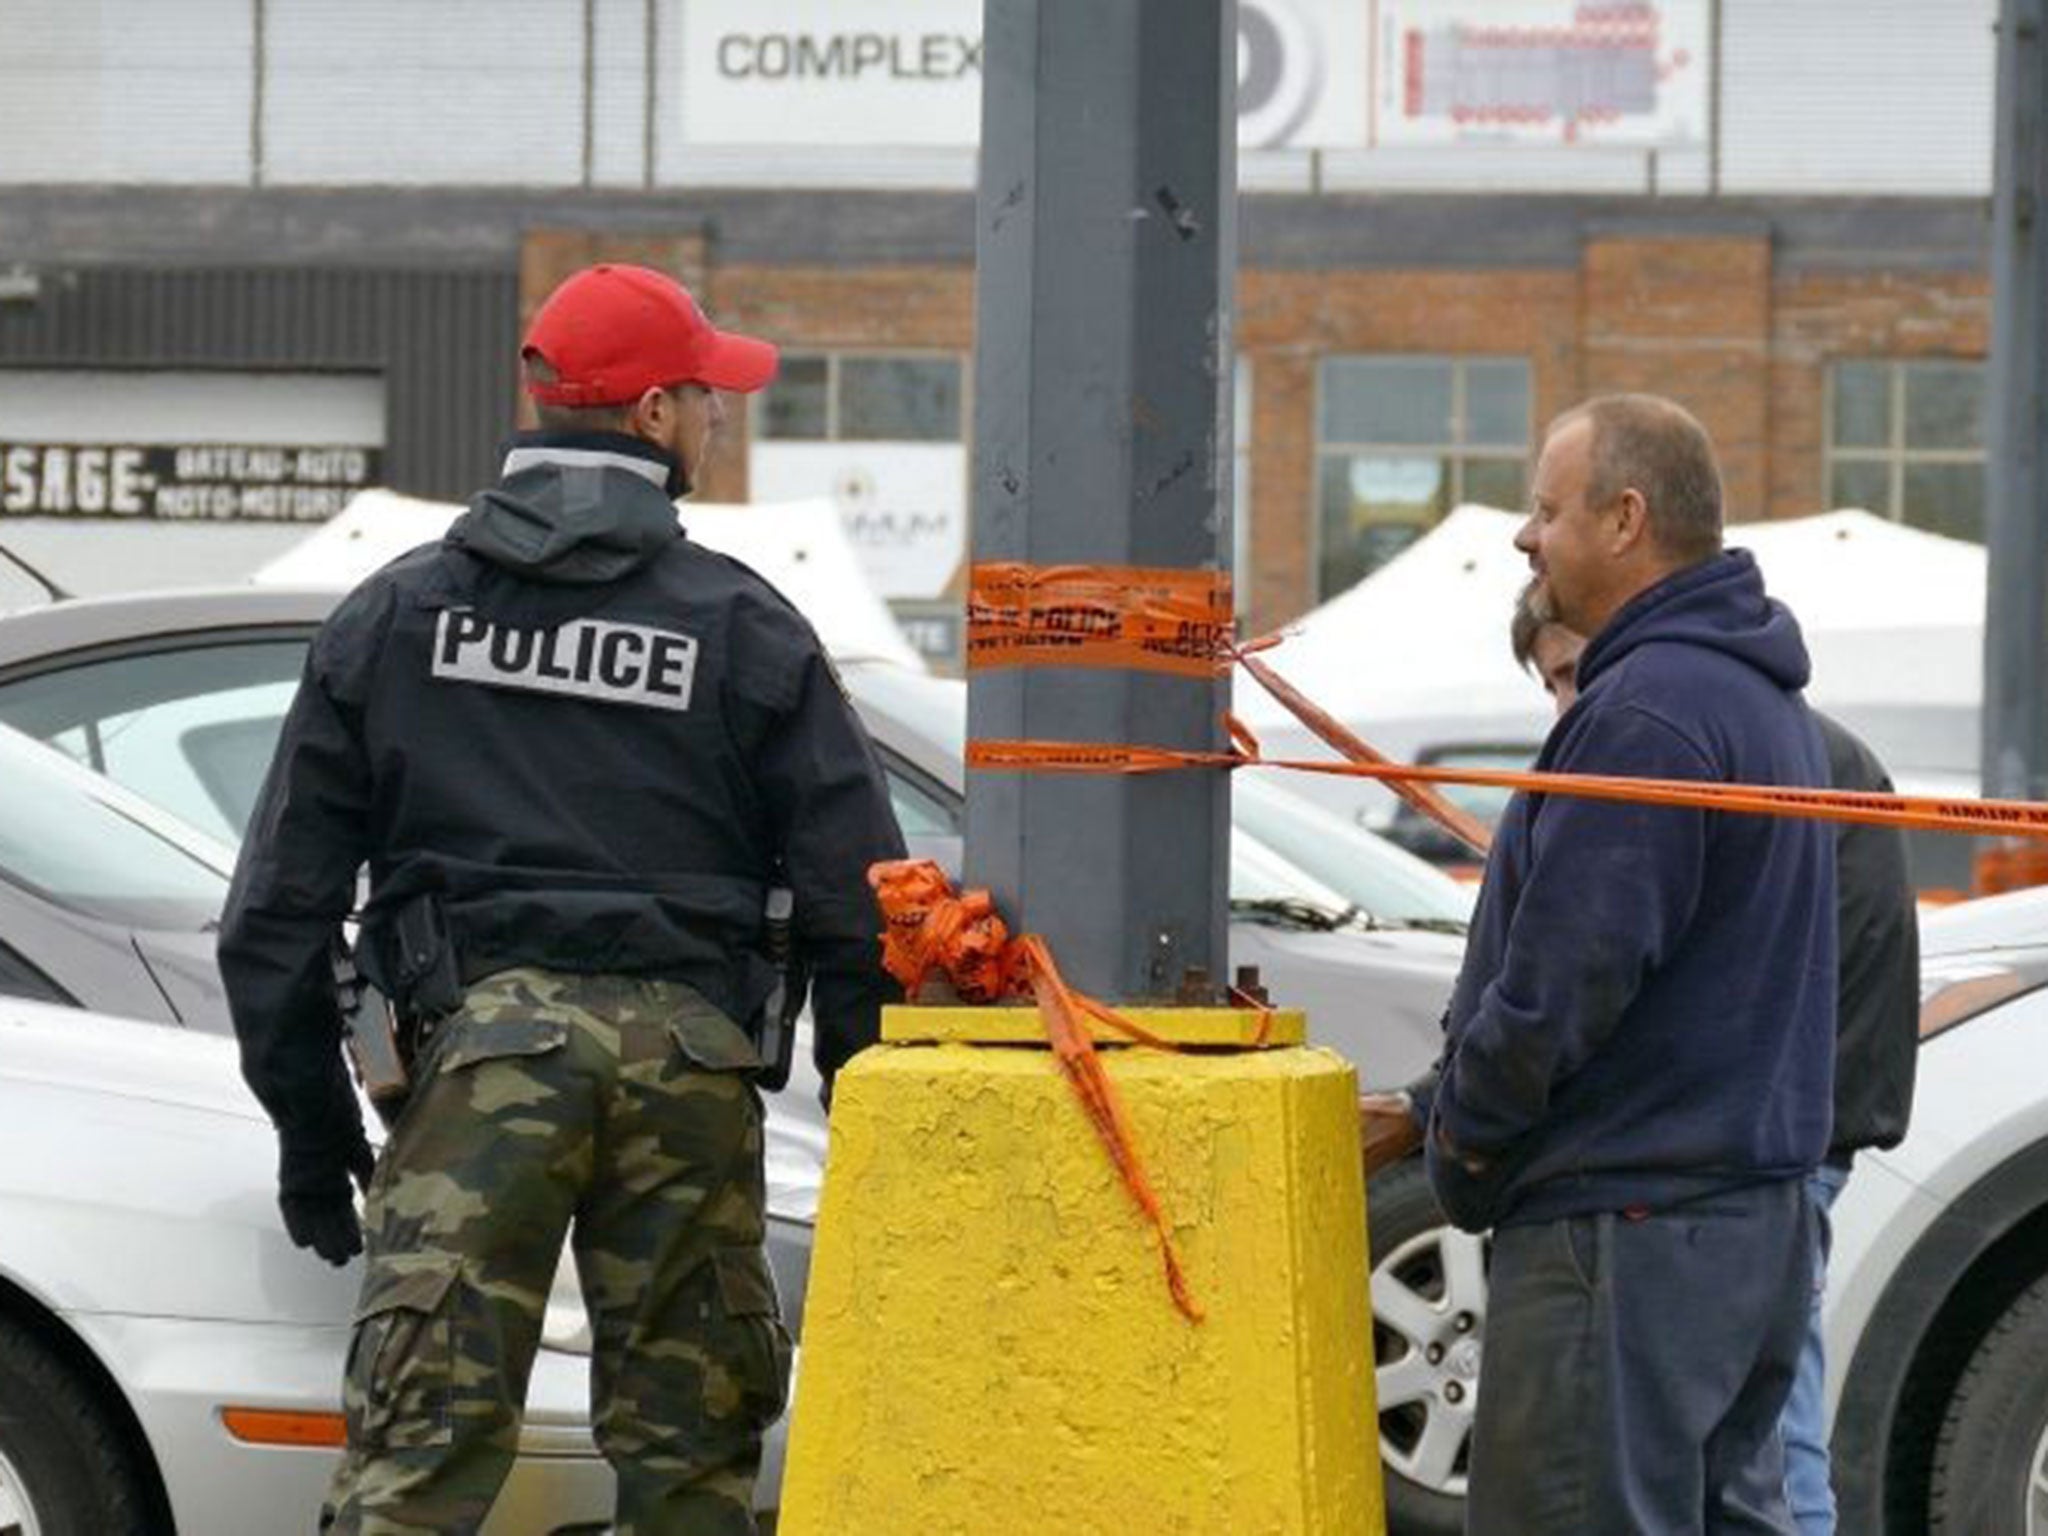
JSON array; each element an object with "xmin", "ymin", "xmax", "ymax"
[
  {"xmin": 0, "ymin": 717, "xmax": 819, "ymax": 1532},
  {"xmin": 0, "ymin": 583, "xmax": 1474, "ymax": 1094},
  {"xmin": 0, "ymin": 582, "xmax": 1476, "ymax": 1529},
  {"xmin": 1362, "ymin": 881, "xmax": 2048, "ymax": 1536},
  {"xmin": 0, "ymin": 997, "xmax": 613, "ymax": 1535},
  {"xmin": 1822, "ymin": 885, "xmax": 2048, "ymax": 1534}
]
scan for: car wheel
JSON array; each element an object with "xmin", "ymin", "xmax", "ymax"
[
  {"xmin": 1368, "ymin": 1157, "xmax": 1487, "ymax": 1536},
  {"xmin": 0, "ymin": 1315, "xmax": 156, "ymax": 1536},
  {"xmin": 1927, "ymin": 1271, "xmax": 2048, "ymax": 1536}
]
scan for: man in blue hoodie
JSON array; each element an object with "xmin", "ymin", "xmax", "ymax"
[{"xmin": 1430, "ymin": 394, "xmax": 1835, "ymax": 1534}]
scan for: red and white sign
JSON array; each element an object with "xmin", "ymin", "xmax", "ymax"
[{"xmin": 1375, "ymin": 1, "xmax": 1708, "ymax": 147}]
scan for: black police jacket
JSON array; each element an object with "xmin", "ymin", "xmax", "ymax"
[{"xmin": 219, "ymin": 433, "xmax": 907, "ymax": 1151}]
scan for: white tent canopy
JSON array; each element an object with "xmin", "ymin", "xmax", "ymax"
[
  {"xmin": 253, "ymin": 488, "xmax": 925, "ymax": 671},
  {"xmin": 1240, "ymin": 505, "xmax": 1986, "ymax": 820}
]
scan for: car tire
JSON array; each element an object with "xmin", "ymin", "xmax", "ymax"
[
  {"xmin": 0, "ymin": 1314, "xmax": 157, "ymax": 1536},
  {"xmin": 1368, "ymin": 1157, "xmax": 1486, "ymax": 1536},
  {"xmin": 1927, "ymin": 1271, "xmax": 2048, "ymax": 1536}
]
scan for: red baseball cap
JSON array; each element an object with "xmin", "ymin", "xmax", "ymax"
[{"xmin": 521, "ymin": 264, "xmax": 779, "ymax": 407}]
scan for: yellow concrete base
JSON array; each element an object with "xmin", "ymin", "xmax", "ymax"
[{"xmin": 779, "ymin": 1012, "xmax": 1384, "ymax": 1535}]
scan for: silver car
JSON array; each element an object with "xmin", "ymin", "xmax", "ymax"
[{"xmin": 0, "ymin": 583, "xmax": 1471, "ymax": 1090}]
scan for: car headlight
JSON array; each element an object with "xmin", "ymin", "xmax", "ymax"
[{"xmin": 1918, "ymin": 949, "xmax": 2048, "ymax": 1042}]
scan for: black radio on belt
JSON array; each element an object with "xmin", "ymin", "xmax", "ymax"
[{"xmin": 391, "ymin": 893, "xmax": 465, "ymax": 1021}]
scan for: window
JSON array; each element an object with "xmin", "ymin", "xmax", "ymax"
[
  {"xmin": 757, "ymin": 354, "xmax": 965, "ymax": 443},
  {"xmin": 0, "ymin": 938, "xmax": 72, "ymax": 1007},
  {"xmin": 1315, "ymin": 356, "xmax": 1530, "ymax": 598},
  {"xmin": 1827, "ymin": 360, "xmax": 1985, "ymax": 541},
  {"xmin": 879, "ymin": 756, "xmax": 960, "ymax": 839},
  {"xmin": 0, "ymin": 638, "xmax": 309, "ymax": 844},
  {"xmin": 0, "ymin": 726, "xmax": 229, "ymax": 930}
]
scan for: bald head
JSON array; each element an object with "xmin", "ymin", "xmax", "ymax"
[{"xmin": 1549, "ymin": 394, "xmax": 1725, "ymax": 565}]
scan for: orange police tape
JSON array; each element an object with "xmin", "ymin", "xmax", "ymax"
[
  {"xmin": 967, "ymin": 560, "xmax": 1494, "ymax": 856},
  {"xmin": 951, "ymin": 559, "xmax": 2048, "ymax": 1327},
  {"xmin": 966, "ymin": 562, "xmax": 1234, "ymax": 680},
  {"xmin": 1232, "ymin": 637, "xmax": 1494, "ymax": 854},
  {"xmin": 964, "ymin": 737, "xmax": 2048, "ymax": 841},
  {"xmin": 866, "ymin": 857, "xmax": 1285, "ymax": 1324}
]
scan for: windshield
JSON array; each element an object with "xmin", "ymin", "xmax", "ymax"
[
  {"xmin": 1405, "ymin": 746, "xmax": 1537, "ymax": 831},
  {"xmin": 0, "ymin": 725, "xmax": 231, "ymax": 929},
  {"xmin": 840, "ymin": 661, "xmax": 1473, "ymax": 926},
  {"xmin": 1236, "ymin": 775, "xmax": 1473, "ymax": 926},
  {"xmin": 1229, "ymin": 827, "xmax": 1354, "ymax": 910},
  {"xmin": 0, "ymin": 639, "xmax": 307, "ymax": 844}
]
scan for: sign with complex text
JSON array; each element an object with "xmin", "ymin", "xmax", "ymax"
[
  {"xmin": 680, "ymin": 0, "xmax": 1370, "ymax": 151},
  {"xmin": 681, "ymin": 0, "xmax": 1710, "ymax": 154},
  {"xmin": 681, "ymin": 0, "xmax": 984, "ymax": 148}
]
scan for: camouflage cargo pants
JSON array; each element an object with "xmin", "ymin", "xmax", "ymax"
[{"xmin": 321, "ymin": 968, "xmax": 791, "ymax": 1536}]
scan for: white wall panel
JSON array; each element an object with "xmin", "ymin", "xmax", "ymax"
[
  {"xmin": 0, "ymin": 369, "xmax": 385, "ymax": 443},
  {"xmin": 0, "ymin": 0, "xmax": 2008, "ymax": 197},
  {"xmin": 0, "ymin": 0, "xmax": 252, "ymax": 184},
  {"xmin": 1307, "ymin": 144, "xmax": 1675, "ymax": 194},
  {"xmin": 1720, "ymin": 0, "xmax": 1994, "ymax": 195},
  {"xmin": 589, "ymin": 0, "xmax": 647, "ymax": 187},
  {"xmin": 262, "ymin": 0, "xmax": 583, "ymax": 184}
]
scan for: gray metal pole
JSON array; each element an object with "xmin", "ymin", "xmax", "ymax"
[
  {"xmin": 1984, "ymin": 0, "xmax": 2048, "ymax": 806},
  {"xmin": 967, "ymin": 0, "xmax": 1237, "ymax": 1001}
]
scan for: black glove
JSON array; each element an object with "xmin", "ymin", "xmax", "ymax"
[{"xmin": 278, "ymin": 1132, "xmax": 377, "ymax": 1267}]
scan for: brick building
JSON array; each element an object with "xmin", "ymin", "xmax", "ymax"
[{"xmin": 0, "ymin": 1, "xmax": 1999, "ymax": 659}]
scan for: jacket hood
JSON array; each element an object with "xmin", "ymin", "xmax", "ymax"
[
  {"xmin": 1577, "ymin": 547, "xmax": 1811, "ymax": 694},
  {"xmin": 447, "ymin": 432, "xmax": 682, "ymax": 584}
]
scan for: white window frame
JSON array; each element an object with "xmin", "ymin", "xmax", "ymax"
[
  {"xmin": 1824, "ymin": 357, "xmax": 1985, "ymax": 525},
  {"xmin": 1310, "ymin": 353, "xmax": 1531, "ymax": 598},
  {"xmin": 751, "ymin": 349, "xmax": 970, "ymax": 444}
]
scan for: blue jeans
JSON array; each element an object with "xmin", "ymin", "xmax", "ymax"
[
  {"xmin": 1781, "ymin": 1163, "xmax": 1850, "ymax": 1536},
  {"xmin": 1468, "ymin": 1180, "xmax": 1811, "ymax": 1535}
]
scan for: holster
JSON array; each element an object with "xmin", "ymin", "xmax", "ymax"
[
  {"xmin": 332, "ymin": 940, "xmax": 410, "ymax": 1129},
  {"xmin": 753, "ymin": 886, "xmax": 807, "ymax": 1092},
  {"xmin": 341, "ymin": 894, "xmax": 464, "ymax": 1130},
  {"xmin": 389, "ymin": 892, "xmax": 465, "ymax": 1021}
]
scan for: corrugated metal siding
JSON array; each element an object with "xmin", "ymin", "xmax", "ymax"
[
  {"xmin": 1720, "ymin": 0, "xmax": 1996, "ymax": 196},
  {"xmin": 0, "ymin": 0, "xmax": 255, "ymax": 184},
  {"xmin": 0, "ymin": 0, "xmax": 2008, "ymax": 198},
  {"xmin": 0, "ymin": 266, "xmax": 518, "ymax": 499},
  {"xmin": 263, "ymin": 0, "xmax": 585, "ymax": 185}
]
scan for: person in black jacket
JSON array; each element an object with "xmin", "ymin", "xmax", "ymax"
[
  {"xmin": 1781, "ymin": 713, "xmax": 1918, "ymax": 1535},
  {"xmin": 218, "ymin": 263, "xmax": 906, "ymax": 1535}
]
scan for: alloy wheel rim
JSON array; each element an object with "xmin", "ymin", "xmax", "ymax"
[
  {"xmin": 1371, "ymin": 1220, "xmax": 1489, "ymax": 1498},
  {"xmin": 2028, "ymin": 1414, "xmax": 2048, "ymax": 1536},
  {"xmin": 0, "ymin": 1444, "xmax": 45, "ymax": 1536}
]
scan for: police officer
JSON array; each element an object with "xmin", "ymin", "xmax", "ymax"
[{"xmin": 218, "ymin": 263, "xmax": 907, "ymax": 1535}]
